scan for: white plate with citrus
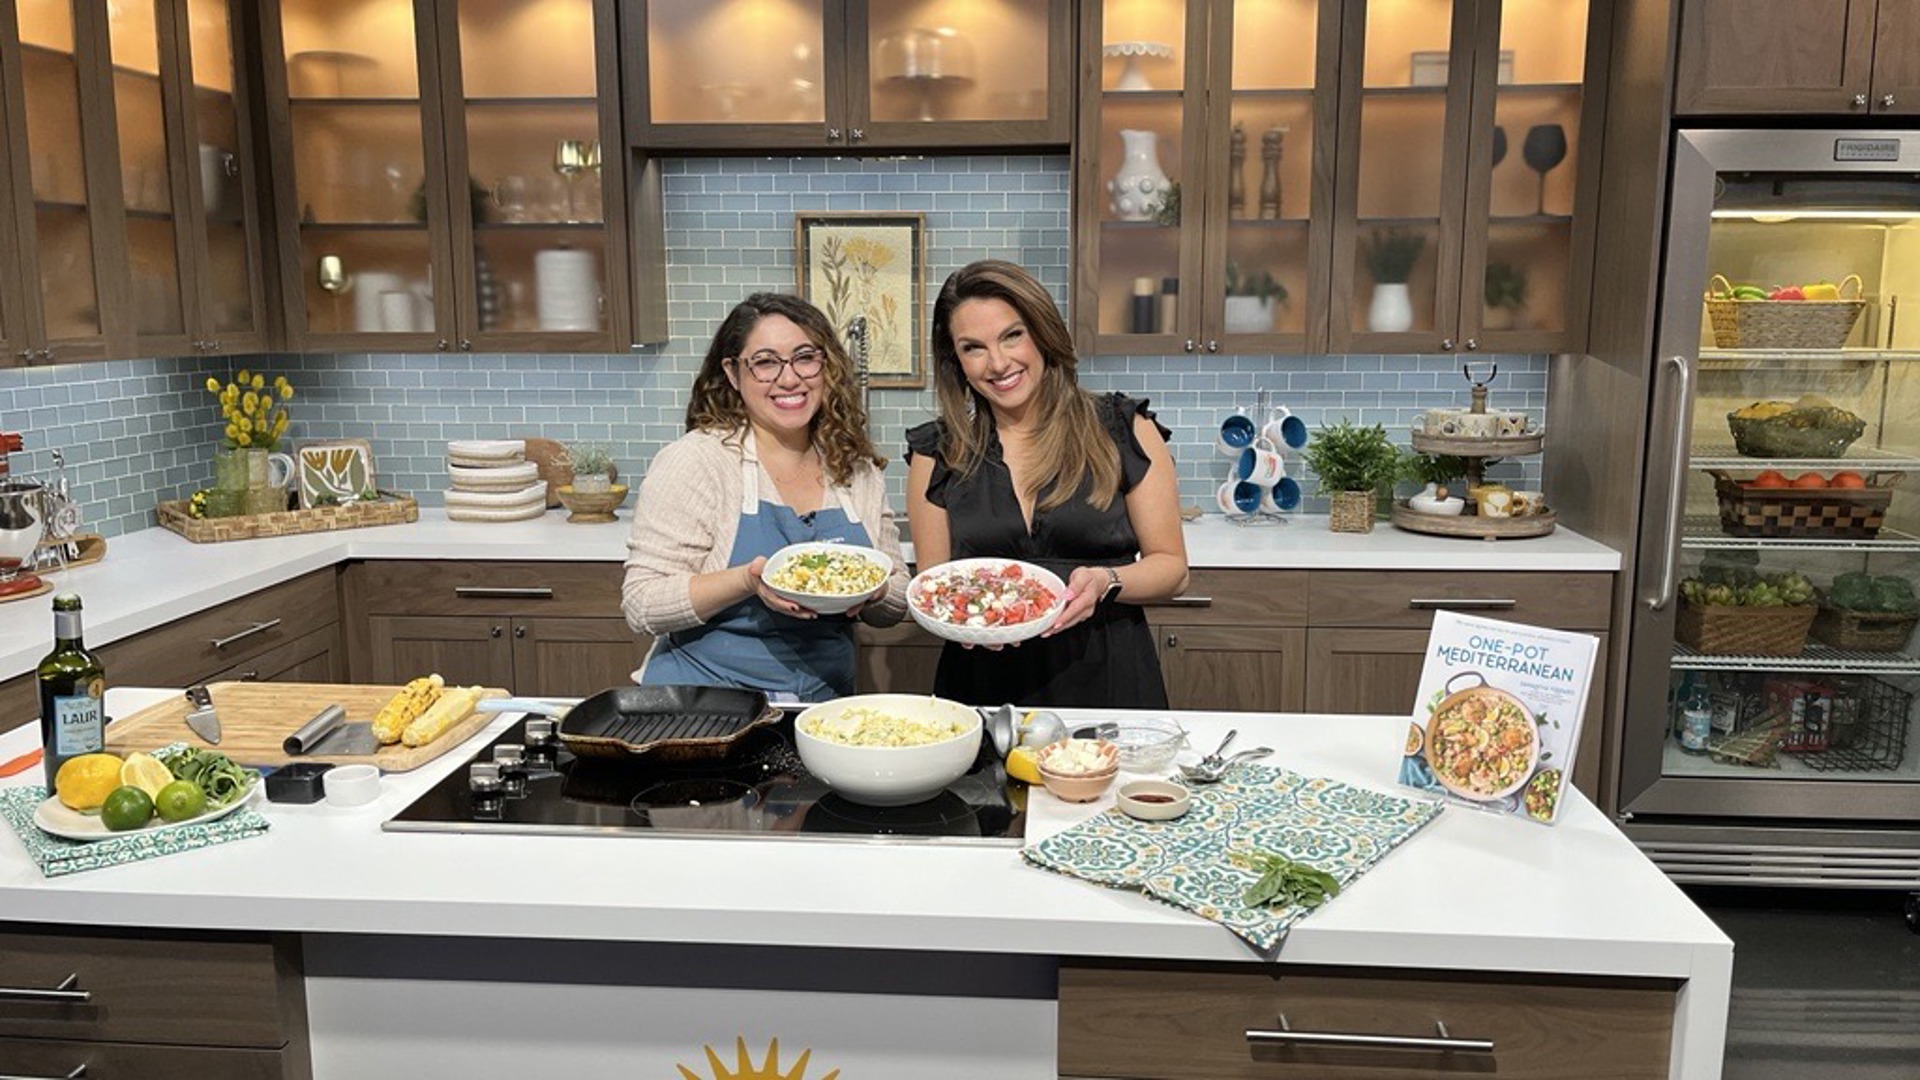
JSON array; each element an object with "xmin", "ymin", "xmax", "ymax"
[{"xmin": 33, "ymin": 783, "xmax": 260, "ymax": 842}]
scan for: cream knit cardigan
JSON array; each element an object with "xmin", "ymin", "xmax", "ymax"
[{"xmin": 621, "ymin": 427, "xmax": 909, "ymax": 636}]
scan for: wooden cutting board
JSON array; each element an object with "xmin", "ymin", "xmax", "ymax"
[{"xmin": 104, "ymin": 681, "xmax": 509, "ymax": 772}]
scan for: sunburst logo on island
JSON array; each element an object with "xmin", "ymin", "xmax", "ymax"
[{"xmin": 677, "ymin": 1037, "xmax": 840, "ymax": 1080}]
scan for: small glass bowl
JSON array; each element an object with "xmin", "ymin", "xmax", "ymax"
[{"xmin": 1109, "ymin": 718, "xmax": 1189, "ymax": 772}]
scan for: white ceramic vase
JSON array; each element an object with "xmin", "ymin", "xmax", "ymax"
[
  {"xmin": 1107, "ymin": 129, "xmax": 1171, "ymax": 222},
  {"xmin": 1222, "ymin": 295, "xmax": 1275, "ymax": 334},
  {"xmin": 1367, "ymin": 281, "xmax": 1413, "ymax": 333}
]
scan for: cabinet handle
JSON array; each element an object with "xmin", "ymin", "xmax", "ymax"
[
  {"xmin": 1853, "ymin": 93, "xmax": 1870, "ymax": 107},
  {"xmin": 35, "ymin": 348, "xmax": 52, "ymax": 362},
  {"xmin": 1440, "ymin": 337, "xmax": 1455, "ymax": 351},
  {"xmin": 1408, "ymin": 597, "xmax": 1515, "ymax": 610},
  {"xmin": 221, "ymin": 151, "xmax": 239, "ymax": 177},
  {"xmin": 1145, "ymin": 595, "xmax": 1213, "ymax": 608},
  {"xmin": 1645, "ymin": 354, "xmax": 1691, "ymax": 612},
  {"xmin": 459, "ymin": 339, "xmax": 472, "ymax": 351},
  {"xmin": 208, "ymin": 340, "xmax": 221, "ymax": 352},
  {"xmin": 210, "ymin": 619, "xmax": 281, "ymax": 650},
  {"xmin": 490, "ymin": 625, "xmax": 503, "ymax": 638},
  {"xmin": 1883, "ymin": 94, "xmax": 1897, "ymax": 108},
  {"xmin": 1205, "ymin": 340, "xmax": 1219, "ymax": 352},
  {"xmin": 0, "ymin": 972, "xmax": 91, "ymax": 1003},
  {"xmin": 0, "ymin": 1066, "xmax": 88, "ymax": 1079},
  {"xmin": 1464, "ymin": 337, "xmax": 1478, "ymax": 351},
  {"xmin": 15, "ymin": 350, "xmax": 29, "ymax": 360},
  {"xmin": 1183, "ymin": 339, "xmax": 1196, "ymax": 353},
  {"xmin": 1164, "ymin": 633, "xmax": 1179, "ymax": 648},
  {"xmin": 850, "ymin": 127, "xmax": 865, "ymax": 142},
  {"xmin": 1247, "ymin": 1015, "xmax": 1493, "ymax": 1055},
  {"xmin": 455, "ymin": 586, "xmax": 555, "ymax": 599},
  {"xmin": 436, "ymin": 339, "xmax": 450, "ymax": 351},
  {"xmin": 238, "ymin": 671, "xmax": 260, "ymax": 681},
  {"xmin": 514, "ymin": 625, "xmax": 526, "ymax": 638},
  {"xmin": 826, "ymin": 127, "xmax": 842, "ymax": 142}
]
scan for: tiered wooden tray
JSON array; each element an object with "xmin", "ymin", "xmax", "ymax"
[{"xmin": 1394, "ymin": 365, "xmax": 1554, "ymax": 542}]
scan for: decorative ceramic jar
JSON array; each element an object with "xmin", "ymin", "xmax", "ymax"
[
  {"xmin": 1107, "ymin": 129, "xmax": 1171, "ymax": 222},
  {"xmin": 1367, "ymin": 282, "xmax": 1414, "ymax": 333},
  {"xmin": 1223, "ymin": 295, "xmax": 1275, "ymax": 334}
]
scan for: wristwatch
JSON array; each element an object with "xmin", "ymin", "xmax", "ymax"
[{"xmin": 1100, "ymin": 565, "xmax": 1124, "ymax": 604}]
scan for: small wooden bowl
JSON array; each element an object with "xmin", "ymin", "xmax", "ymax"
[{"xmin": 555, "ymin": 483, "xmax": 629, "ymax": 523}]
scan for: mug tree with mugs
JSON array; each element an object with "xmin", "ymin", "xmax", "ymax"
[{"xmin": 1214, "ymin": 400, "xmax": 1307, "ymax": 522}]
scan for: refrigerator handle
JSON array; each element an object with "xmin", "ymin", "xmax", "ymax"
[{"xmin": 1645, "ymin": 354, "xmax": 1692, "ymax": 611}]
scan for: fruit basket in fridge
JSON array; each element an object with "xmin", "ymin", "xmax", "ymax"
[
  {"xmin": 1708, "ymin": 469, "xmax": 1896, "ymax": 540},
  {"xmin": 1676, "ymin": 572, "xmax": 1818, "ymax": 656},
  {"xmin": 1705, "ymin": 274, "xmax": 1867, "ymax": 350},
  {"xmin": 1725, "ymin": 397, "xmax": 1867, "ymax": 459}
]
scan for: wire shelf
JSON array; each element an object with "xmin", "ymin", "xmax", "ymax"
[
  {"xmin": 1679, "ymin": 517, "xmax": 1920, "ymax": 552},
  {"xmin": 1673, "ymin": 642, "xmax": 1920, "ymax": 674},
  {"xmin": 1699, "ymin": 348, "xmax": 1920, "ymax": 366},
  {"xmin": 1679, "ymin": 671, "xmax": 1912, "ymax": 772},
  {"xmin": 1689, "ymin": 445, "xmax": 1920, "ymax": 472}
]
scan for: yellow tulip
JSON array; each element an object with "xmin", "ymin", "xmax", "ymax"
[{"xmin": 205, "ymin": 376, "xmax": 219, "ymax": 393}]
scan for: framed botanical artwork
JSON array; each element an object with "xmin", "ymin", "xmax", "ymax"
[
  {"xmin": 794, "ymin": 211, "xmax": 927, "ymax": 389},
  {"xmin": 295, "ymin": 438, "xmax": 377, "ymax": 508}
]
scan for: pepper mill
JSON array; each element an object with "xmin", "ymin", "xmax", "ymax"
[
  {"xmin": 1259, "ymin": 127, "xmax": 1284, "ymax": 220},
  {"xmin": 1228, "ymin": 123, "xmax": 1247, "ymax": 218}
]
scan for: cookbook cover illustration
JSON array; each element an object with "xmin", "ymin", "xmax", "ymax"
[{"xmin": 1398, "ymin": 611, "xmax": 1598, "ymax": 824}]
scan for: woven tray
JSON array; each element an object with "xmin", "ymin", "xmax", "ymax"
[
  {"xmin": 1810, "ymin": 605, "xmax": 1920, "ymax": 652},
  {"xmin": 1710, "ymin": 471, "xmax": 1893, "ymax": 539},
  {"xmin": 156, "ymin": 491, "xmax": 417, "ymax": 542},
  {"xmin": 1677, "ymin": 600, "xmax": 1817, "ymax": 656},
  {"xmin": 1705, "ymin": 274, "xmax": 1866, "ymax": 349}
]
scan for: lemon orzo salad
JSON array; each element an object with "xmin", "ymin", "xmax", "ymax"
[{"xmin": 768, "ymin": 549, "xmax": 887, "ymax": 596}]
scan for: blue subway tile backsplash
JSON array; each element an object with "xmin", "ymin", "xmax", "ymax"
[{"xmin": 0, "ymin": 154, "xmax": 1543, "ymax": 541}]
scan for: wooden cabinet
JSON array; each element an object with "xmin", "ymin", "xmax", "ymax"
[
  {"xmin": 256, "ymin": 0, "xmax": 657, "ymax": 353},
  {"xmin": 626, "ymin": 0, "xmax": 1072, "ymax": 152},
  {"xmin": 1059, "ymin": 959, "xmax": 1676, "ymax": 1079},
  {"xmin": 1142, "ymin": 570, "xmax": 1311, "ymax": 713},
  {"xmin": 854, "ymin": 620, "xmax": 943, "ymax": 694},
  {"xmin": 1328, "ymin": 0, "xmax": 1607, "ymax": 355},
  {"xmin": 1676, "ymin": 0, "xmax": 1920, "ymax": 116},
  {"xmin": 1074, "ymin": 0, "xmax": 1341, "ymax": 356},
  {"xmin": 346, "ymin": 560, "xmax": 646, "ymax": 695},
  {"xmin": 0, "ymin": 923, "xmax": 310, "ymax": 1079}
]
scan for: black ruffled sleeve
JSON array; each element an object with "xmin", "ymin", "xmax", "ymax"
[
  {"xmin": 1103, "ymin": 393, "xmax": 1171, "ymax": 493},
  {"xmin": 904, "ymin": 419, "xmax": 953, "ymax": 509}
]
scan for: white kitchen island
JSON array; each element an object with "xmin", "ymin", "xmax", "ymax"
[{"xmin": 0, "ymin": 689, "xmax": 1729, "ymax": 1079}]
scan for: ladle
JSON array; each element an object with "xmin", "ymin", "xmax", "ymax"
[{"xmin": 1178, "ymin": 747, "xmax": 1273, "ymax": 784}]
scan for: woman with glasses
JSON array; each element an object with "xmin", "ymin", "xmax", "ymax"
[
  {"xmin": 623, "ymin": 293, "xmax": 908, "ymax": 701},
  {"xmin": 906, "ymin": 260, "xmax": 1188, "ymax": 708}
]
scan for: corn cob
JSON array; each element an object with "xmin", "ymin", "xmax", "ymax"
[
  {"xmin": 401, "ymin": 685, "xmax": 485, "ymax": 748},
  {"xmin": 372, "ymin": 674, "xmax": 445, "ymax": 745}
]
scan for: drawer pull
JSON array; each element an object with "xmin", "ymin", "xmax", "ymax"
[
  {"xmin": 1407, "ymin": 597, "xmax": 1516, "ymax": 611},
  {"xmin": 455, "ymin": 586, "xmax": 555, "ymax": 600},
  {"xmin": 0, "ymin": 1066, "xmax": 88, "ymax": 1079},
  {"xmin": 1247, "ymin": 1015, "xmax": 1493, "ymax": 1054},
  {"xmin": 210, "ymin": 619, "xmax": 281, "ymax": 650},
  {"xmin": 1147, "ymin": 595, "xmax": 1213, "ymax": 608},
  {"xmin": 0, "ymin": 971, "xmax": 91, "ymax": 1003}
]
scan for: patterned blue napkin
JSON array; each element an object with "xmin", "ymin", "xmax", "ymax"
[
  {"xmin": 1024, "ymin": 764, "xmax": 1443, "ymax": 950},
  {"xmin": 0, "ymin": 785, "xmax": 270, "ymax": 878}
]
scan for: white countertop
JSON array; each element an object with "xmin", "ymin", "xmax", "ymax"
[{"xmin": 0, "ymin": 511, "xmax": 1619, "ymax": 681}]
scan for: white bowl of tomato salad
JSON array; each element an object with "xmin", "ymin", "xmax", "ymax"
[{"xmin": 906, "ymin": 558, "xmax": 1067, "ymax": 646}]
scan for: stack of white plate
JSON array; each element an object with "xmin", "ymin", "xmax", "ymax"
[{"xmin": 446, "ymin": 440, "xmax": 546, "ymax": 522}]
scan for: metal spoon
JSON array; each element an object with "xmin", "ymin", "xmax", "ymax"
[
  {"xmin": 1201, "ymin": 729, "xmax": 1237, "ymax": 771},
  {"xmin": 1178, "ymin": 746, "xmax": 1273, "ymax": 784}
]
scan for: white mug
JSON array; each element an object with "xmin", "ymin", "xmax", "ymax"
[
  {"xmin": 1423, "ymin": 408, "xmax": 1464, "ymax": 436},
  {"xmin": 1216, "ymin": 478, "xmax": 1262, "ymax": 515},
  {"xmin": 1267, "ymin": 475, "xmax": 1302, "ymax": 512},
  {"xmin": 1459, "ymin": 413, "xmax": 1499, "ymax": 438},
  {"xmin": 1497, "ymin": 412, "xmax": 1533, "ymax": 437},
  {"xmin": 1480, "ymin": 488, "xmax": 1514, "ymax": 518},
  {"xmin": 1235, "ymin": 437, "xmax": 1286, "ymax": 487},
  {"xmin": 1261, "ymin": 406, "xmax": 1309, "ymax": 450},
  {"xmin": 1217, "ymin": 413, "xmax": 1258, "ymax": 457}
]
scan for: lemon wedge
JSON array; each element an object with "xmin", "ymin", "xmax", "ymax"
[
  {"xmin": 120, "ymin": 752, "xmax": 174, "ymax": 799},
  {"xmin": 1006, "ymin": 745, "xmax": 1042, "ymax": 785}
]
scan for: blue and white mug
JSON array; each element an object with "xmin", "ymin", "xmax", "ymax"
[{"xmin": 1216, "ymin": 413, "xmax": 1258, "ymax": 457}]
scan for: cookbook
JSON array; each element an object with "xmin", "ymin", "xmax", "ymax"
[{"xmin": 1398, "ymin": 611, "xmax": 1598, "ymax": 824}]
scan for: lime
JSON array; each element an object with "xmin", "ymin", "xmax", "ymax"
[
  {"xmin": 120, "ymin": 752, "xmax": 173, "ymax": 799},
  {"xmin": 99, "ymin": 786, "xmax": 155, "ymax": 832},
  {"xmin": 54, "ymin": 753, "xmax": 124, "ymax": 811},
  {"xmin": 154, "ymin": 780, "xmax": 207, "ymax": 823}
]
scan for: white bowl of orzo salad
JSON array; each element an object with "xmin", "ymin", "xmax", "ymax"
[
  {"xmin": 763, "ymin": 542, "xmax": 893, "ymax": 614},
  {"xmin": 794, "ymin": 693, "xmax": 983, "ymax": 805},
  {"xmin": 907, "ymin": 558, "xmax": 1067, "ymax": 646}
]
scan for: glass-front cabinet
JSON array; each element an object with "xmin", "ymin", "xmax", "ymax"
[
  {"xmin": 1075, "ymin": 0, "xmax": 1339, "ymax": 355},
  {"xmin": 629, "ymin": 0, "xmax": 1071, "ymax": 151},
  {"xmin": 1329, "ymin": 0, "xmax": 1603, "ymax": 355},
  {"xmin": 260, "ymin": 0, "xmax": 636, "ymax": 351},
  {"xmin": 1624, "ymin": 131, "xmax": 1920, "ymax": 880},
  {"xmin": 179, "ymin": 0, "xmax": 270, "ymax": 355}
]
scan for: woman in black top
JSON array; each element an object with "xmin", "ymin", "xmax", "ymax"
[{"xmin": 905, "ymin": 259, "xmax": 1189, "ymax": 708}]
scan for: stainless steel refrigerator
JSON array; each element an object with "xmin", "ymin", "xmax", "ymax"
[{"xmin": 1621, "ymin": 129, "xmax": 1920, "ymax": 896}]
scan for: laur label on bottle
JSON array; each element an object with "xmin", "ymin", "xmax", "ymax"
[{"xmin": 39, "ymin": 593, "xmax": 106, "ymax": 791}]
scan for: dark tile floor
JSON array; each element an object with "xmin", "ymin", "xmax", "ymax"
[{"xmin": 1686, "ymin": 886, "xmax": 1920, "ymax": 1079}]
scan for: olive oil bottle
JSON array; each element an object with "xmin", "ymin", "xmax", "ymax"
[{"xmin": 38, "ymin": 593, "xmax": 105, "ymax": 792}]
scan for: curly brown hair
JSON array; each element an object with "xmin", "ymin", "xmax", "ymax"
[
  {"xmin": 930, "ymin": 260, "xmax": 1119, "ymax": 512},
  {"xmin": 685, "ymin": 293, "xmax": 884, "ymax": 486}
]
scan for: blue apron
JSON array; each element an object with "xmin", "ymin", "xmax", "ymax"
[{"xmin": 641, "ymin": 454, "xmax": 873, "ymax": 702}]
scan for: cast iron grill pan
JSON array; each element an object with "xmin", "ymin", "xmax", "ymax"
[{"xmin": 557, "ymin": 684, "xmax": 778, "ymax": 761}]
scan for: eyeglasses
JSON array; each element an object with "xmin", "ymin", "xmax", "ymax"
[{"xmin": 733, "ymin": 347, "xmax": 825, "ymax": 383}]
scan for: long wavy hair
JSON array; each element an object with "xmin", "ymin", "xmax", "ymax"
[
  {"xmin": 685, "ymin": 292, "xmax": 883, "ymax": 486},
  {"xmin": 930, "ymin": 260, "xmax": 1118, "ymax": 512}
]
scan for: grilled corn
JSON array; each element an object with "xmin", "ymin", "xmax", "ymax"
[
  {"xmin": 371, "ymin": 674, "xmax": 445, "ymax": 745},
  {"xmin": 401, "ymin": 685, "xmax": 486, "ymax": 748}
]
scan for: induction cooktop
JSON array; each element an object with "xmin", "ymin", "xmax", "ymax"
[{"xmin": 383, "ymin": 715, "xmax": 1026, "ymax": 846}]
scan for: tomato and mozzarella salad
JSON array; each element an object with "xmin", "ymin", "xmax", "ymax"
[{"xmin": 911, "ymin": 562, "xmax": 1060, "ymax": 628}]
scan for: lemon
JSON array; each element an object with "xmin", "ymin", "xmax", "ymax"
[
  {"xmin": 1006, "ymin": 745, "xmax": 1042, "ymax": 785},
  {"xmin": 120, "ymin": 752, "xmax": 173, "ymax": 799},
  {"xmin": 100, "ymin": 786, "xmax": 154, "ymax": 832},
  {"xmin": 54, "ymin": 752, "xmax": 124, "ymax": 811}
]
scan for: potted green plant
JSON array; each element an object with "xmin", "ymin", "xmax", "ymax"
[
  {"xmin": 1304, "ymin": 419, "xmax": 1401, "ymax": 533},
  {"xmin": 1223, "ymin": 261, "xmax": 1289, "ymax": 334},
  {"xmin": 1362, "ymin": 228, "xmax": 1426, "ymax": 332},
  {"xmin": 566, "ymin": 441, "xmax": 614, "ymax": 494},
  {"xmin": 1483, "ymin": 261, "xmax": 1529, "ymax": 330}
]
